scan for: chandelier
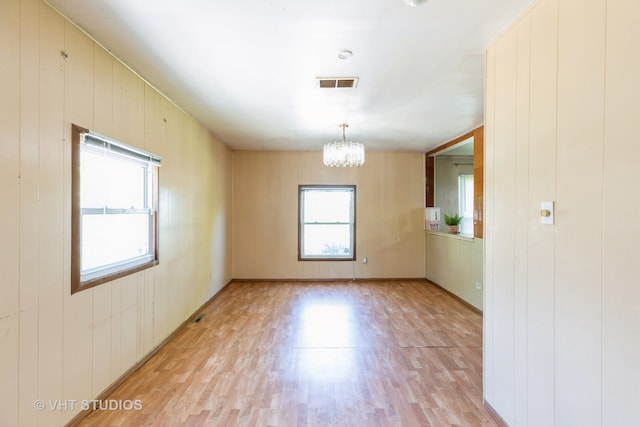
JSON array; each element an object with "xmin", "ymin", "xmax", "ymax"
[{"xmin": 323, "ymin": 124, "xmax": 365, "ymax": 167}]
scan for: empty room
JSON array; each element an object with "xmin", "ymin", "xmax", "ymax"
[{"xmin": 1, "ymin": 0, "xmax": 638, "ymax": 426}]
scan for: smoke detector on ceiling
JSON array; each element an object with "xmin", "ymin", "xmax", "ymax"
[
  {"xmin": 404, "ymin": 0, "xmax": 429, "ymax": 6},
  {"xmin": 338, "ymin": 49, "xmax": 353, "ymax": 60}
]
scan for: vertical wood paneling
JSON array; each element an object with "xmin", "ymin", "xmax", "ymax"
[
  {"xmin": 486, "ymin": 0, "xmax": 640, "ymax": 425},
  {"xmin": 154, "ymin": 94, "xmax": 171, "ymax": 344},
  {"xmin": 120, "ymin": 64, "xmax": 142, "ymax": 145},
  {"xmin": 119, "ymin": 274, "xmax": 138, "ymax": 369},
  {"xmin": 601, "ymin": 1, "xmax": 640, "ymax": 425},
  {"xmin": 555, "ymin": 0, "xmax": 605, "ymax": 424},
  {"xmin": 92, "ymin": 285, "xmax": 112, "ymax": 396},
  {"xmin": 471, "ymin": 238, "xmax": 483, "ymax": 309},
  {"xmin": 135, "ymin": 272, "xmax": 145, "ymax": 361},
  {"xmin": 111, "ymin": 61, "xmax": 123, "ymax": 140},
  {"xmin": 174, "ymin": 110, "xmax": 189, "ymax": 325},
  {"xmin": 491, "ymin": 27, "xmax": 518, "ymax": 425},
  {"xmin": 527, "ymin": 0, "xmax": 558, "ymax": 425},
  {"xmin": 62, "ymin": 23, "xmax": 95, "ymax": 423},
  {"xmin": 459, "ymin": 240, "xmax": 474, "ymax": 303},
  {"xmin": 0, "ymin": 0, "xmax": 21, "ymax": 425},
  {"xmin": 232, "ymin": 152, "xmax": 425, "ymax": 280},
  {"xmin": 2, "ymin": 2, "xmax": 233, "ymax": 424},
  {"xmin": 483, "ymin": 45, "xmax": 496, "ymax": 404},
  {"xmin": 142, "ymin": 269, "xmax": 155, "ymax": 355},
  {"xmin": 513, "ymin": 16, "xmax": 531, "ymax": 426},
  {"xmin": 473, "ymin": 128, "xmax": 484, "ymax": 239},
  {"xmin": 93, "ymin": 46, "xmax": 113, "ymax": 135},
  {"xmin": 16, "ymin": 0, "xmax": 39, "ymax": 425},
  {"xmin": 212, "ymin": 130, "xmax": 233, "ymax": 296},
  {"xmin": 442, "ymin": 237, "xmax": 457, "ymax": 293},
  {"xmin": 37, "ymin": 4, "xmax": 65, "ymax": 426},
  {"xmin": 110, "ymin": 280, "xmax": 122, "ymax": 380},
  {"xmin": 425, "ymin": 155, "xmax": 435, "ymax": 207},
  {"xmin": 184, "ymin": 118, "xmax": 197, "ymax": 313}
]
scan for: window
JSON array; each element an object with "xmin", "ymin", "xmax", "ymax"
[
  {"xmin": 298, "ymin": 185, "xmax": 356, "ymax": 261},
  {"xmin": 458, "ymin": 174, "xmax": 474, "ymax": 236},
  {"xmin": 71, "ymin": 124, "xmax": 161, "ymax": 293}
]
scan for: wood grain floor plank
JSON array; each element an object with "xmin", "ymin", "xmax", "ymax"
[{"xmin": 78, "ymin": 280, "xmax": 496, "ymax": 426}]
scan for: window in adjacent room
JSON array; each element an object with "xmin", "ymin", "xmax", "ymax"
[
  {"xmin": 298, "ymin": 185, "xmax": 356, "ymax": 261},
  {"xmin": 71, "ymin": 124, "xmax": 161, "ymax": 293},
  {"xmin": 458, "ymin": 174, "xmax": 474, "ymax": 236}
]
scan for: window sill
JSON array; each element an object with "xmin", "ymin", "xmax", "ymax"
[{"xmin": 72, "ymin": 259, "xmax": 159, "ymax": 294}]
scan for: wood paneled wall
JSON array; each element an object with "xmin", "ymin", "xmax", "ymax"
[
  {"xmin": 425, "ymin": 233, "xmax": 483, "ymax": 310},
  {"xmin": 425, "ymin": 156, "xmax": 435, "ymax": 207},
  {"xmin": 232, "ymin": 151, "xmax": 426, "ymax": 280},
  {"xmin": 473, "ymin": 127, "xmax": 484, "ymax": 239},
  {"xmin": 0, "ymin": 1, "xmax": 232, "ymax": 425},
  {"xmin": 484, "ymin": 0, "xmax": 640, "ymax": 425}
]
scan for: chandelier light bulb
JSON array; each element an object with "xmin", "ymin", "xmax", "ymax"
[{"xmin": 323, "ymin": 124, "xmax": 365, "ymax": 167}]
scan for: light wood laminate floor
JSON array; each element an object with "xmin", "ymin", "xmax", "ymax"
[{"xmin": 79, "ymin": 280, "xmax": 498, "ymax": 426}]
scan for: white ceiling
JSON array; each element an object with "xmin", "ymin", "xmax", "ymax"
[{"xmin": 46, "ymin": 0, "xmax": 534, "ymax": 152}]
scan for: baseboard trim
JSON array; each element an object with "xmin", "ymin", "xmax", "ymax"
[
  {"xmin": 483, "ymin": 400, "xmax": 510, "ymax": 427},
  {"xmin": 230, "ymin": 277, "xmax": 426, "ymax": 283},
  {"xmin": 426, "ymin": 279, "xmax": 483, "ymax": 314},
  {"xmin": 65, "ymin": 279, "xmax": 233, "ymax": 427}
]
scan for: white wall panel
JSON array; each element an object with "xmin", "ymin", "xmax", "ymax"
[
  {"xmin": 15, "ymin": 0, "xmax": 39, "ymax": 425},
  {"xmin": 485, "ymin": 0, "xmax": 640, "ymax": 425},
  {"xmin": 601, "ymin": 1, "xmax": 640, "ymax": 425},
  {"xmin": 37, "ymin": 4, "xmax": 66, "ymax": 426},
  {"xmin": 555, "ymin": 0, "xmax": 605, "ymax": 424},
  {"xmin": 110, "ymin": 280, "xmax": 123, "ymax": 380},
  {"xmin": 61, "ymin": 21, "xmax": 96, "ymax": 424},
  {"xmin": 93, "ymin": 47, "xmax": 113, "ymax": 135},
  {"xmin": 0, "ymin": 1, "xmax": 21, "ymax": 425},
  {"xmin": 513, "ymin": 17, "xmax": 531, "ymax": 426},
  {"xmin": 92, "ymin": 285, "xmax": 113, "ymax": 396},
  {"xmin": 142, "ymin": 269, "xmax": 156, "ymax": 356},
  {"xmin": 526, "ymin": 0, "xmax": 558, "ymax": 425},
  {"xmin": 490, "ymin": 27, "xmax": 518, "ymax": 425},
  {"xmin": 483, "ymin": 44, "xmax": 496, "ymax": 404}
]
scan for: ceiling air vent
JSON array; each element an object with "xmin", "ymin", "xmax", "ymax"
[{"xmin": 316, "ymin": 77, "xmax": 359, "ymax": 88}]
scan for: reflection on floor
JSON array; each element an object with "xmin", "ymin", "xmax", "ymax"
[{"xmin": 78, "ymin": 280, "xmax": 499, "ymax": 426}]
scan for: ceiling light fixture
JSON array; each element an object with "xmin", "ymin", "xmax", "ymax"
[
  {"xmin": 323, "ymin": 124, "xmax": 365, "ymax": 167},
  {"xmin": 404, "ymin": 0, "xmax": 429, "ymax": 6}
]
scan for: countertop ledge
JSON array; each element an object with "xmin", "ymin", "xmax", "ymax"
[{"xmin": 425, "ymin": 230, "xmax": 474, "ymax": 241}]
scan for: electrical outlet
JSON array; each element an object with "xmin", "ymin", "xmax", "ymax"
[{"xmin": 475, "ymin": 281, "xmax": 482, "ymax": 290}]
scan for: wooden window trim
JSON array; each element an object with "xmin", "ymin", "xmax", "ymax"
[
  {"xmin": 298, "ymin": 185, "xmax": 356, "ymax": 261},
  {"xmin": 71, "ymin": 124, "xmax": 159, "ymax": 294}
]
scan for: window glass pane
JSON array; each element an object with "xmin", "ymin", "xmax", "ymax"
[
  {"xmin": 458, "ymin": 174, "xmax": 474, "ymax": 235},
  {"xmin": 303, "ymin": 224, "xmax": 352, "ymax": 257},
  {"xmin": 81, "ymin": 214, "xmax": 150, "ymax": 271},
  {"xmin": 303, "ymin": 191, "xmax": 351, "ymax": 223},
  {"xmin": 81, "ymin": 149, "xmax": 147, "ymax": 209}
]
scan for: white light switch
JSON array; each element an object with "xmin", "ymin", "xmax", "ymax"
[{"xmin": 540, "ymin": 201, "xmax": 554, "ymax": 225}]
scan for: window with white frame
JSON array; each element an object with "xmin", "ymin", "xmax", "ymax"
[
  {"xmin": 458, "ymin": 174, "xmax": 474, "ymax": 236},
  {"xmin": 298, "ymin": 185, "xmax": 356, "ymax": 260},
  {"xmin": 71, "ymin": 124, "xmax": 161, "ymax": 293}
]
